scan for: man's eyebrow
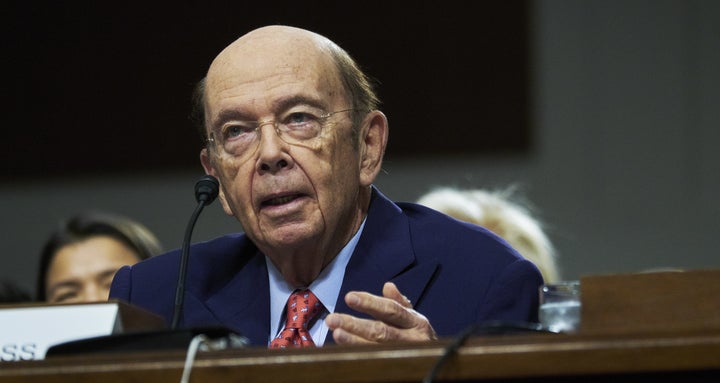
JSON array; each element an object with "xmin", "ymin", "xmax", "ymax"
[
  {"xmin": 213, "ymin": 109, "xmax": 252, "ymax": 127},
  {"xmin": 271, "ymin": 95, "xmax": 326, "ymax": 112},
  {"xmin": 212, "ymin": 95, "xmax": 326, "ymax": 127}
]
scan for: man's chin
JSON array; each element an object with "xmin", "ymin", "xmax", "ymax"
[{"xmin": 255, "ymin": 224, "xmax": 321, "ymax": 251}]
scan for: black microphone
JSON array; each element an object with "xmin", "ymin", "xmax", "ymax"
[
  {"xmin": 46, "ymin": 175, "xmax": 248, "ymax": 357},
  {"xmin": 171, "ymin": 175, "xmax": 219, "ymax": 329},
  {"xmin": 195, "ymin": 175, "xmax": 221, "ymax": 206}
]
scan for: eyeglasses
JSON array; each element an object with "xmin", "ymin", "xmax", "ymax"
[{"xmin": 207, "ymin": 108, "xmax": 355, "ymax": 159}]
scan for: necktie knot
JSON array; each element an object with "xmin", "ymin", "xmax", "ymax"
[{"xmin": 270, "ymin": 289, "xmax": 322, "ymax": 348}]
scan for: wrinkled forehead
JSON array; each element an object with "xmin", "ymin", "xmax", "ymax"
[{"xmin": 205, "ymin": 28, "xmax": 345, "ymax": 111}]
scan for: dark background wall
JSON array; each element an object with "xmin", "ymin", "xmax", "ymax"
[
  {"xmin": 3, "ymin": 1, "xmax": 530, "ymax": 180},
  {"xmin": 2, "ymin": 1, "xmax": 719, "ymax": 297}
]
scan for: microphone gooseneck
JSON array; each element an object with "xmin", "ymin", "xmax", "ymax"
[
  {"xmin": 45, "ymin": 174, "xmax": 249, "ymax": 357},
  {"xmin": 194, "ymin": 175, "xmax": 220, "ymax": 206},
  {"xmin": 171, "ymin": 175, "xmax": 220, "ymax": 329}
]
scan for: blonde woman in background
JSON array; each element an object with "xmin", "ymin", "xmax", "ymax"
[{"xmin": 418, "ymin": 187, "xmax": 560, "ymax": 283}]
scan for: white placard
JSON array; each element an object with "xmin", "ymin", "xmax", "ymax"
[{"xmin": 0, "ymin": 303, "xmax": 123, "ymax": 361}]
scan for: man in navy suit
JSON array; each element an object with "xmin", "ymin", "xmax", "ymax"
[{"xmin": 110, "ymin": 25, "xmax": 543, "ymax": 347}]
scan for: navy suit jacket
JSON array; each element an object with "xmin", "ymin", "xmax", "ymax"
[{"xmin": 110, "ymin": 188, "xmax": 543, "ymax": 346}]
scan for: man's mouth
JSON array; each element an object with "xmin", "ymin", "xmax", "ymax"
[{"xmin": 262, "ymin": 194, "xmax": 302, "ymax": 207}]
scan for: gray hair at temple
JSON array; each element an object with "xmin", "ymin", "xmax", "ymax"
[{"xmin": 417, "ymin": 187, "xmax": 560, "ymax": 283}]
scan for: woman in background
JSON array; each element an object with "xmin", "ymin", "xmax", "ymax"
[
  {"xmin": 36, "ymin": 211, "xmax": 162, "ymax": 303},
  {"xmin": 418, "ymin": 187, "xmax": 560, "ymax": 283}
]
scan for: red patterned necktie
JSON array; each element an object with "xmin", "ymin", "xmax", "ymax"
[{"xmin": 270, "ymin": 289, "xmax": 322, "ymax": 348}]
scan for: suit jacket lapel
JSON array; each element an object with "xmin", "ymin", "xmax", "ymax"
[
  {"xmin": 330, "ymin": 188, "xmax": 439, "ymax": 343},
  {"xmin": 204, "ymin": 249, "xmax": 271, "ymax": 346},
  {"xmin": 199, "ymin": 188, "xmax": 438, "ymax": 346}
]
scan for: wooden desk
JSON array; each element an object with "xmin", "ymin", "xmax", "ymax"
[
  {"xmin": 2, "ymin": 328, "xmax": 719, "ymax": 383},
  {"xmin": 3, "ymin": 270, "xmax": 719, "ymax": 382}
]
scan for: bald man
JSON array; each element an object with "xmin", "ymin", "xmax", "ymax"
[{"xmin": 110, "ymin": 25, "xmax": 543, "ymax": 347}]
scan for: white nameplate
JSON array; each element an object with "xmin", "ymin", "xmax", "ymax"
[{"xmin": 0, "ymin": 302, "xmax": 126, "ymax": 361}]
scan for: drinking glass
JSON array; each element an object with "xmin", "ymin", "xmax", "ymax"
[{"xmin": 539, "ymin": 281, "xmax": 581, "ymax": 333}]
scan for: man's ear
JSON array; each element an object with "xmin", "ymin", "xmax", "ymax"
[
  {"xmin": 358, "ymin": 111, "xmax": 389, "ymax": 187},
  {"xmin": 200, "ymin": 148, "xmax": 216, "ymax": 175},
  {"xmin": 200, "ymin": 149, "xmax": 234, "ymax": 217}
]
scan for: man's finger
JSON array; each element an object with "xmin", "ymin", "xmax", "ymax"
[
  {"xmin": 326, "ymin": 313, "xmax": 399, "ymax": 343},
  {"xmin": 383, "ymin": 282, "xmax": 412, "ymax": 308},
  {"xmin": 331, "ymin": 327, "xmax": 375, "ymax": 345},
  {"xmin": 344, "ymin": 290, "xmax": 417, "ymax": 329}
]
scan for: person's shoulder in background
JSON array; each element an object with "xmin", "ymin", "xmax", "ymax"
[{"xmin": 417, "ymin": 186, "xmax": 560, "ymax": 283}]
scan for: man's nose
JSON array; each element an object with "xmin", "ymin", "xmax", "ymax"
[{"xmin": 256, "ymin": 124, "xmax": 291, "ymax": 173}]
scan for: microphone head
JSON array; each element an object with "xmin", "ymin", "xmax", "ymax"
[{"xmin": 195, "ymin": 175, "xmax": 220, "ymax": 205}]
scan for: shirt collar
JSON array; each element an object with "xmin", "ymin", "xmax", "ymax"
[{"xmin": 267, "ymin": 218, "xmax": 367, "ymax": 339}]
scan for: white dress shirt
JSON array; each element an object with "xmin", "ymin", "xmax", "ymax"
[{"xmin": 266, "ymin": 219, "xmax": 366, "ymax": 346}]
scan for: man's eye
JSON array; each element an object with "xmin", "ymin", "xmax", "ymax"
[
  {"xmin": 287, "ymin": 112, "xmax": 313, "ymax": 125},
  {"xmin": 223, "ymin": 124, "xmax": 253, "ymax": 139}
]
